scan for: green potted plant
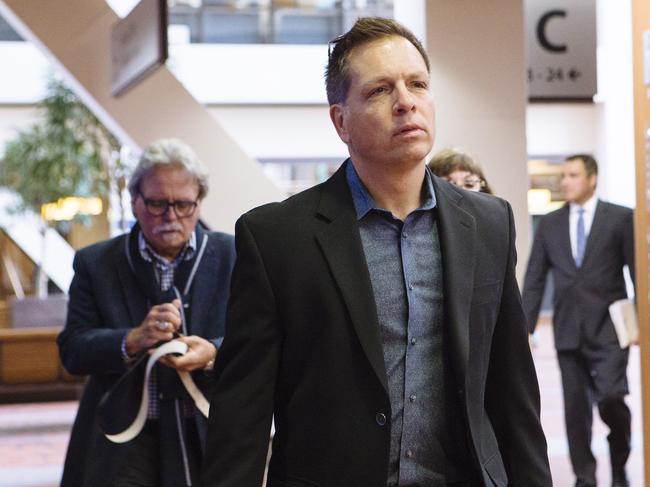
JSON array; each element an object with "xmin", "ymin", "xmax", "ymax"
[{"xmin": 0, "ymin": 77, "xmax": 125, "ymax": 325}]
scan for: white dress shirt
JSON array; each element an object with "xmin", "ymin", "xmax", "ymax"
[{"xmin": 569, "ymin": 195, "xmax": 598, "ymax": 261}]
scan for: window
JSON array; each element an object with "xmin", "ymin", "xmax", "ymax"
[{"xmin": 168, "ymin": 0, "xmax": 393, "ymax": 45}]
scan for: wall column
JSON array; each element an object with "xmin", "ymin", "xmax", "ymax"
[{"xmin": 425, "ymin": 0, "xmax": 530, "ymax": 277}]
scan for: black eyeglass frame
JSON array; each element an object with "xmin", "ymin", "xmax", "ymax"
[{"xmin": 140, "ymin": 196, "xmax": 199, "ymax": 218}]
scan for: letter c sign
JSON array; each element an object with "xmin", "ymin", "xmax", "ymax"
[{"xmin": 537, "ymin": 10, "xmax": 567, "ymax": 53}]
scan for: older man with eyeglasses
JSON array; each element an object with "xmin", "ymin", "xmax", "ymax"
[{"xmin": 57, "ymin": 138, "xmax": 235, "ymax": 487}]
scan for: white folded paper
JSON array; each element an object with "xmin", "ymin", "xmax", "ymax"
[
  {"xmin": 105, "ymin": 339, "xmax": 209, "ymax": 444},
  {"xmin": 608, "ymin": 298, "xmax": 638, "ymax": 348}
]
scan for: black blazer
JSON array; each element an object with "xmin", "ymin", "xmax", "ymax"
[
  {"xmin": 57, "ymin": 225, "xmax": 235, "ymax": 487},
  {"xmin": 202, "ymin": 161, "xmax": 551, "ymax": 487},
  {"xmin": 522, "ymin": 201, "xmax": 635, "ymax": 350}
]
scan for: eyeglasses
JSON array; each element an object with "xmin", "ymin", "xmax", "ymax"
[
  {"xmin": 141, "ymin": 197, "xmax": 198, "ymax": 217},
  {"xmin": 446, "ymin": 177, "xmax": 485, "ymax": 191}
]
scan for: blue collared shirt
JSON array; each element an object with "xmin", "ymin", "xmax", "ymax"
[{"xmin": 346, "ymin": 161, "xmax": 465, "ymax": 486}]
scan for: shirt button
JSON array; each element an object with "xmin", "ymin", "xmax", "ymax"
[
  {"xmin": 375, "ymin": 412, "xmax": 387, "ymax": 426},
  {"xmin": 402, "ymin": 233, "xmax": 408, "ymax": 239},
  {"xmin": 410, "ymin": 338, "xmax": 417, "ymax": 345},
  {"xmin": 406, "ymin": 449, "xmax": 414, "ymax": 458},
  {"xmin": 408, "ymin": 283, "xmax": 414, "ymax": 290},
  {"xmin": 409, "ymin": 394, "xmax": 417, "ymax": 402}
]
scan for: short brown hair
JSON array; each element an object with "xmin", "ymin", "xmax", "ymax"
[
  {"xmin": 325, "ymin": 17, "xmax": 430, "ymax": 105},
  {"xmin": 566, "ymin": 154, "xmax": 598, "ymax": 177}
]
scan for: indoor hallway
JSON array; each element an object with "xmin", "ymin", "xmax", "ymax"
[{"xmin": 0, "ymin": 319, "xmax": 643, "ymax": 487}]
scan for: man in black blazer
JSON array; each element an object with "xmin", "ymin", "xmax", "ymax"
[
  {"xmin": 57, "ymin": 139, "xmax": 235, "ymax": 487},
  {"xmin": 523, "ymin": 154, "xmax": 635, "ymax": 487},
  {"xmin": 203, "ymin": 17, "xmax": 551, "ymax": 487}
]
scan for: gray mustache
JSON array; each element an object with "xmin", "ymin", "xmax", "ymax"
[{"xmin": 152, "ymin": 222, "xmax": 183, "ymax": 235}]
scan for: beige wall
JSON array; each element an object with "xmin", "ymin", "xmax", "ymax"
[{"xmin": 426, "ymin": 0, "xmax": 530, "ymax": 280}]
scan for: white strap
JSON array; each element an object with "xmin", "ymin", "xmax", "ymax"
[
  {"xmin": 104, "ymin": 339, "xmax": 209, "ymax": 444},
  {"xmin": 178, "ymin": 364, "xmax": 210, "ymax": 417}
]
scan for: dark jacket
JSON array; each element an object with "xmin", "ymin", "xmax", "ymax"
[
  {"xmin": 522, "ymin": 201, "xmax": 635, "ymax": 350},
  {"xmin": 202, "ymin": 161, "xmax": 552, "ymax": 487},
  {"xmin": 58, "ymin": 224, "xmax": 235, "ymax": 487}
]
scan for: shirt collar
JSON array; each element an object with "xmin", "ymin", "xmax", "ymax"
[
  {"xmin": 138, "ymin": 230, "xmax": 196, "ymax": 266},
  {"xmin": 570, "ymin": 194, "xmax": 598, "ymax": 214},
  {"xmin": 345, "ymin": 160, "xmax": 437, "ymax": 220}
]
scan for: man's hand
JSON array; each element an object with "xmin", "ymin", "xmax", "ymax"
[
  {"xmin": 160, "ymin": 335, "xmax": 217, "ymax": 372},
  {"xmin": 125, "ymin": 299, "xmax": 182, "ymax": 356}
]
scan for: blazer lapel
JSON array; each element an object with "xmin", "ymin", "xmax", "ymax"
[
  {"xmin": 432, "ymin": 178, "xmax": 475, "ymax": 390},
  {"xmin": 581, "ymin": 199, "xmax": 605, "ymax": 267},
  {"xmin": 187, "ymin": 228, "xmax": 215, "ymax": 336},
  {"xmin": 314, "ymin": 163, "xmax": 388, "ymax": 394},
  {"xmin": 115, "ymin": 236, "xmax": 148, "ymax": 327},
  {"xmin": 558, "ymin": 204, "xmax": 576, "ymax": 269}
]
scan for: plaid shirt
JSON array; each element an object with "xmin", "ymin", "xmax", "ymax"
[
  {"xmin": 138, "ymin": 231, "xmax": 196, "ymax": 419},
  {"xmin": 138, "ymin": 231, "xmax": 197, "ymax": 291}
]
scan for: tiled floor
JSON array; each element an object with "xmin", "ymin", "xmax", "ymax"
[
  {"xmin": 533, "ymin": 317, "xmax": 644, "ymax": 486},
  {"xmin": 0, "ymin": 320, "xmax": 644, "ymax": 486},
  {"xmin": 0, "ymin": 401, "xmax": 76, "ymax": 487}
]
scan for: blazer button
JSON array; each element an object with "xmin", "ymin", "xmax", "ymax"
[{"xmin": 375, "ymin": 412, "xmax": 387, "ymax": 426}]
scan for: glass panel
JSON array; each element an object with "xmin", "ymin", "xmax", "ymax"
[
  {"xmin": 168, "ymin": 0, "xmax": 394, "ymax": 44},
  {"xmin": 0, "ymin": 13, "xmax": 23, "ymax": 41}
]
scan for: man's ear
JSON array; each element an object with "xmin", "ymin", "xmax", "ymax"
[{"xmin": 329, "ymin": 104, "xmax": 350, "ymax": 144}]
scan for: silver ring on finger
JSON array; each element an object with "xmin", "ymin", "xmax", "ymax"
[{"xmin": 155, "ymin": 320, "xmax": 169, "ymax": 331}]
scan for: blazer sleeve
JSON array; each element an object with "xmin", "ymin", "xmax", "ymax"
[
  {"xmin": 202, "ymin": 216, "xmax": 281, "ymax": 487},
  {"xmin": 57, "ymin": 250, "xmax": 130, "ymax": 376},
  {"xmin": 521, "ymin": 217, "xmax": 551, "ymax": 333},
  {"xmin": 485, "ymin": 203, "xmax": 552, "ymax": 486}
]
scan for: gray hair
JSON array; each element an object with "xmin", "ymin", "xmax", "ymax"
[{"xmin": 127, "ymin": 138, "xmax": 209, "ymax": 200}]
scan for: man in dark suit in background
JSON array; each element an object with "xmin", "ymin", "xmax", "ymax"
[
  {"xmin": 523, "ymin": 154, "xmax": 635, "ymax": 487},
  {"xmin": 203, "ymin": 17, "xmax": 551, "ymax": 487},
  {"xmin": 57, "ymin": 139, "xmax": 235, "ymax": 487}
]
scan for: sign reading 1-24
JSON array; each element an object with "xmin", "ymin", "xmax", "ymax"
[{"xmin": 527, "ymin": 67, "xmax": 583, "ymax": 83}]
